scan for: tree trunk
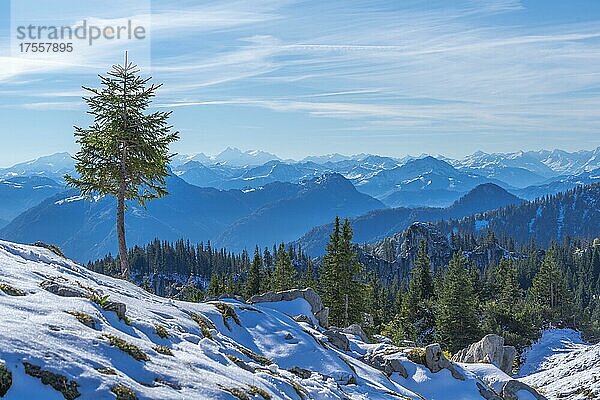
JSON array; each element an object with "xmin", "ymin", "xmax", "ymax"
[{"xmin": 117, "ymin": 186, "xmax": 129, "ymax": 279}]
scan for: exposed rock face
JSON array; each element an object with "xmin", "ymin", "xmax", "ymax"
[
  {"xmin": 342, "ymin": 324, "xmax": 369, "ymax": 343},
  {"xmin": 103, "ymin": 300, "xmax": 127, "ymax": 321},
  {"xmin": 323, "ymin": 330, "xmax": 350, "ymax": 351},
  {"xmin": 425, "ymin": 344, "xmax": 465, "ymax": 380},
  {"xmin": 40, "ymin": 280, "xmax": 87, "ymax": 298},
  {"xmin": 501, "ymin": 380, "xmax": 547, "ymax": 400},
  {"xmin": 362, "ymin": 351, "xmax": 408, "ymax": 378},
  {"xmin": 248, "ymin": 288, "xmax": 329, "ymax": 327},
  {"xmin": 452, "ymin": 334, "xmax": 517, "ymax": 375}
]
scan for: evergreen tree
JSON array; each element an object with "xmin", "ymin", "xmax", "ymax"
[
  {"xmin": 66, "ymin": 54, "xmax": 179, "ymax": 279},
  {"xmin": 436, "ymin": 253, "xmax": 480, "ymax": 353},
  {"xmin": 272, "ymin": 243, "xmax": 296, "ymax": 291},
  {"xmin": 245, "ymin": 246, "xmax": 263, "ymax": 298},
  {"xmin": 529, "ymin": 249, "xmax": 575, "ymax": 327},
  {"xmin": 321, "ymin": 217, "xmax": 366, "ymax": 327}
]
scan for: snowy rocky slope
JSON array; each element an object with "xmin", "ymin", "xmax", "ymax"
[
  {"xmin": 0, "ymin": 240, "xmax": 544, "ymax": 400},
  {"xmin": 519, "ymin": 330, "xmax": 600, "ymax": 400}
]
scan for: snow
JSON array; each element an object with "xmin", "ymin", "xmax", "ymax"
[
  {"xmin": 475, "ymin": 219, "xmax": 489, "ymax": 232},
  {"xmin": 54, "ymin": 195, "xmax": 85, "ymax": 205},
  {"xmin": 518, "ymin": 329, "xmax": 600, "ymax": 400},
  {"xmin": 0, "ymin": 240, "xmax": 547, "ymax": 399}
]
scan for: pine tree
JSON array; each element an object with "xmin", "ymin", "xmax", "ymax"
[
  {"xmin": 321, "ymin": 217, "xmax": 366, "ymax": 327},
  {"xmin": 529, "ymin": 249, "xmax": 575, "ymax": 327},
  {"xmin": 245, "ymin": 246, "xmax": 263, "ymax": 298},
  {"xmin": 404, "ymin": 240, "xmax": 436, "ymax": 344},
  {"xmin": 436, "ymin": 253, "xmax": 480, "ymax": 353},
  {"xmin": 272, "ymin": 243, "xmax": 296, "ymax": 292},
  {"xmin": 66, "ymin": 53, "xmax": 179, "ymax": 279}
]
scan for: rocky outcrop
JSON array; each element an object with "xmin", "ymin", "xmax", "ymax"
[
  {"xmin": 323, "ymin": 330, "xmax": 350, "ymax": 351},
  {"xmin": 41, "ymin": 280, "xmax": 87, "ymax": 298},
  {"xmin": 248, "ymin": 288, "xmax": 329, "ymax": 327},
  {"xmin": 362, "ymin": 351, "xmax": 408, "ymax": 378},
  {"xmin": 342, "ymin": 324, "xmax": 369, "ymax": 343},
  {"xmin": 425, "ymin": 344, "xmax": 465, "ymax": 380},
  {"xmin": 452, "ymin": 334, "xmax": 517, "ymax": 375},
  {"xmin": 501, "ymin": 380, "xmax": 547, "ymax": 400}
]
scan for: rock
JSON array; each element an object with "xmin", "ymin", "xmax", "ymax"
[
  {"xmin": 501, "ymin": 380, "xmax": 547, "ymax": 400},
  {"xmin": 425, "ymin": 344, "xmax": 464, "ymax": 380},
  {"xmin": 331, "ymin": 371, "xmax": 355, "ymax": 385},
  {"xmin": 248, "ymin": 288, "xmax": 329, "ymax": 327},
  {"xmin": 323, "ymin": 330, "xmax": 350, "ymax": 351},
  {"xmin": 451, "ymin": 334, "xmax": 517, "ymax": 375},
  {"xmin": 40, "ymin": 280, "xmax": 87, "ymax": 298},
  {"xmin": 289, "ymin": 366, "xmax": 312, "ymax": 379},
  {"xmin": 293, "ymin": 314, "xmax": 312, "ymax": 324},
  {"xmin": 219, "ymin": 293, "xmax": 245, "ymax": 302},
  {"xmin": 363, "ymin": 353, "xmax": 408, "ymax": 378},
  {"xmin": 476, "ymin": 382, "xmax": 503, "ymax": 400},
  {"xmin": 103, "ymin": 301, "xmax": 127, "ymax": 321},
  {"xmin": 284, "ymin": 332, "xmax": 294, "ymax": 340},
  {"xmin": 342, "ymin": 324, "xmax": 369, "ymax": 343}
]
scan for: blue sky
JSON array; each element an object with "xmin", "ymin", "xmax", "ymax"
[{"xmin": 1, "ymin": 0, "xmax": 600, "ymax": 166}]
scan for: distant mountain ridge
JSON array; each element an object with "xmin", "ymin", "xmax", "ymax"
[
  {"xmin": 294, "ymin": 183, "xmax": 523, "ymax": 256},
  {"xmin": 0, "ymin": 173, "xmax": 383, "ymax": 261}
]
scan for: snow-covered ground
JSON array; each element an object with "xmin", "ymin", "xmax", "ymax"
[
  {"xmin": 0, "ymin": 240, "xmax": 545, "ymax": 399},
  {"xmin": 519, "ymin": 329, "xmax": 600, "ymax": 400}
]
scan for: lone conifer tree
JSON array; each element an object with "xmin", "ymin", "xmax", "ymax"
[{"xmin": 66, "ymin": 54, "xmax": 179, "ymax": 279}]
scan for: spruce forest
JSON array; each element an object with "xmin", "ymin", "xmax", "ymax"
[{"xmin": 88, "ymin": 216, "xmax": 600, "ymax": 356}]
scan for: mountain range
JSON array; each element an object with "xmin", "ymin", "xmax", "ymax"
[
  {"xmin": 0, "ymin": 173, "xmax": 384, "ymax": 261},
  {"xmin": 2, "ymin": 147, "xmax": 600, "ymax": 261}
]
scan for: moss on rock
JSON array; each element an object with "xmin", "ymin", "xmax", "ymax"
[{"xmin": 190, "ymin": 312, "xmax": 213, "ymax": 339}]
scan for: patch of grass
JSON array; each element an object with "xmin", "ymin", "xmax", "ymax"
[
  {"xmin": 405, "ymin": 348, "xmax": 426, "ymax": 366},
  {"xmin": 190, "ymin": 312, "xmax": 213, "ymax": 339},
  {"xmin": 213, "ymin": 302, "xmax": 241, "ymax": 329},
  {"xmin": 111, "ymin": 384, "xmax": 138, "ymax": 400},
  {"xmin": 0, "ymin": 363, "xmax": 12, "ymax": 397},
  {"xmin": 234, "ymin": 344, "xmax": 272, "ymax": 366},
  {"xmin": 23, "ymin": 362, "xmax": 80, "ymax": 400},
  {"xmin": 32, "ymin": 242, "xmax": 65, "ymax": 257},
  {"xmin": 152, "ymin": 345, "xmax": 173, "ymax": 356},
  {"xmin": 289, "ymin": 380, "xmax": 308, "ymax": 400},
  {"xmin": 155, "ymin": 324, "xmax": 169, "ymax": 339},
  {"xmin": 221, "ymin": 386, "xmax": 250, "ymax": 400},
  {"xmin": 0, "ymin": 283, "xmax": 26, "ymax": 297},
  {"xmin": 226, "ymin": 354, "xmax": 255, "ymax": 373},
  {"xmin": 95, "ymin": 367, "xmax": 117, "ymax": 375},
  {"xmin": 248, "ymin": 385, "xmax": 272, "ymax": 399},
  {"xmin": 66, "ymin": 311, "xmax": 95, "ymax": 329},
  {"xmin": 101, "ymin": 334, "xmax": 149, "ymax": 362}
]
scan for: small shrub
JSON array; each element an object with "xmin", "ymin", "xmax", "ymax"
[
  {"xmin": 152, "ymin": 345, "xmax": 173, "ymax": 356},
  {"xmin": 190, "ymin": 313, "xmax": 213, "ymax": 339},
  {"xmin": 23, "ymin": 362, "xmax": 80, "ymax": 400},
  {"xmin": 0, "ymin": 283, "xmax": 26, "ymax": 297},
  {"xmin": 155, "ymin": 324, "xmax": 168, "ymax": 339},
  {"xmin": 111, "ymin": 384, "xmax": 138, "ymax": 400},
  {"xmin": 0, "ymin": 363, "xmax": 12, "ymax": 397},
  {"xmin": 213, "ymin": 302, "xmax": 241, "ymax": 329},
  {"xmin": 95, "ymin": 367, "xmax": 116, "ymax": 375},
  {"xmin": 89, "ymin": 292, "xmax": 110, "ymax": 307},
  {"xmin": 406, "ymin": 348, "xmax": 426, "ymax": 366},
  {"xmin": 102, "ymin": 334, "xmax": 149, "ymax": 362},
  {"xmin": 66, "ymin": 311, "xmax": 95, "ymax": 329}
]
